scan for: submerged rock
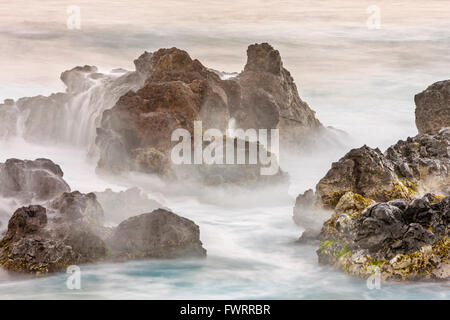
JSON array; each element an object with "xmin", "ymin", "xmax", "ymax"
[
  {"xmin": 107, "ymin": 209, "xmax": 206, "ymax": 259},
  {"xmin": 316, "ymin": 194, "xmax": 449, "ymax": 281},
  {"xmin": 415, "ymin": 80, "xmax": 450, "ymax": 134},
  {"xmin": 0, "ymin": 158, "xmax": 70, "ymax": 203}
]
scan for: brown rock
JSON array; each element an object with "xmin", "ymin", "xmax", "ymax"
[{"xmin": 415, "ymin": 80, "xmax": 450, "ymax": 134}]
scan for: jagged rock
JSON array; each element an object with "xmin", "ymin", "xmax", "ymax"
[
  {"xmin": 0, "ymin": 199, "xmax": 108, "ymax": 274},
  {"xmin": 96, "ymin": 43, "xmax": 323, "ymax": 183},
  {"xmin": 94, "ymin": 187, "xmax": 163, "ymax": 224},
  {"xmin": 415, "ymin": 80, "xmax": 450, "ymax": 134},
  {"xmin": 234, "ymin": 43, "xmax": 322, "ymax": 145},
  {"xmin": 107, "ymin": 209, "xmax": 206, "ymax": 259},
  {"xmin": 385, "ymin": 128, "xmax": 450, "ymax": 195},
  {"xmin": 316, "ymin": 194, "xmax": 449, "ymax": 281},
  {"xmin": 316, "ymin": 129, "xmax": 450, "ymax": 209},
  {"xmin": 0, "ymin": 158, "xmax": 70, "ymax": 203}
]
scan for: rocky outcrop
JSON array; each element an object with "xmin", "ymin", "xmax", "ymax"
[
  {"xmin": 234, "ymin": 43, "xmax": 322, "ymax": 145},
  {"xmin": 316, "ymin": 194, "xmax": 449, "ymax": 281},
  {"xmin": 0, "ymin": 192, "xmax": 206, "ymax": 274},
  {"xmin": 0, "ymin": 163, "xmax": 206, "ymax": 275},
  {"xmin": 107, "ymin": 209, "xmax": 206, "ymax": 259},
  {"xmin": 96, "ymin": 43, "xmax": 323, "ymax": 183},
  {"xmin": 0, "ymin": 158, "xmax": 70, "ymax": 203},
  {"xmin": 315, "ymin": 128, "xmax": 450, "ymax": 209},
  {"xmin": 415, "ymin": 80, "xmax": 450, "ymax": 134},
  {"xmin": 0, "ymin": 193, "xmax": 108, "ymax": 274}
]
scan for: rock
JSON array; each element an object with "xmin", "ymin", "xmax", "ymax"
[
  {"xmin": 316, "ymin": 128, "xmax": 450, "ymax": 209},
  {"xmin": 107, "ymin": 209, "xmax": 206, "ymax": 259},
  {"xmin": 0, "ymin": 158, "xmax": 70, "ymax": 203},
  {"xmin": 94, "ymin": 187, "xmax": 163, "ymax": 224},
  {"xmin": 316, "ymin": 146, "xmax": 405, "ymax": 208},
  {"xmin": 316, "ymin": 195, "xmax": 449, "ymax": 281},
  {"xmin": 385, "ymin": 128, "xmax": 450, "ymax": 195},
  {"xmin": 292, "ymin": 189, "xmax": 331, "ymax": 230},
  {"xmin": 234, "ymin": 43, "xmax": 322, "ymax": 146},
  {"xmin": 96, "ymin": 43, "xmax": 324, "ymax": 184},
  {"xmin": 0, "ymin": 203, "xmax": 107, "ymax": 274},
  {"xmin": 415, "ymin": 80, "xmax": 450, "ymax": 134}
]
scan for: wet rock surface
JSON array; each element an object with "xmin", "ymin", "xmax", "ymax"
[
  {"xmin": 415, "ymin": 80, "xmax": 450, "ymax": 134},
  {"xmin": 0, "ymin": 159, "xmax": 207, "ymax": 274},
  {"xmin": 316, "ymin": 195, "xmax": 449, "ymax": 281},
  {"xmin": 107, "ymin": 209, "xmax": 206, "ymax": 259},
  {"xmin": 96, "ymin": 43, "xmax": 323, "ymax": 184},
  {"xmin": 315, "ymin": 128, "xmax": 450, "ymax": 208}
]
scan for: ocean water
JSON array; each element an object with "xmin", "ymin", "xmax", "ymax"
[{"xmin": 0, "ymin": 0, "xmax": 449, "ymax": 299}]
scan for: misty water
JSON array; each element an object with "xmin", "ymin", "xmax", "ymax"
[{"xmin": 0, "ymin": 0, "xmax": 449, "ymax": 299}]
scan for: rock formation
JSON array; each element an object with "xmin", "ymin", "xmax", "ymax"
[
  {"xmin": 0, "ymin": 194, "xmax": 206, "ymax": 274},
  {"xmin": 316, "ymin": 194, "xmax": 449, "ymax": 281},
  {"xmin": 293, "ymin": 79, "xmax": 450, "ymax": 281},
  {"xmin": 316, "ymin": 128, "xmax": 450, "ymax": 209},
  {"xmin": 0, "ymin": 158, "xmax": 206, "ymax": 274},
  {"xmin": 96, "ymin": 43, "xmax": 323, "ymax": 183},
  {"xmin": 415, "ymin": 80, "xmax": 450, "ymax": 134}
]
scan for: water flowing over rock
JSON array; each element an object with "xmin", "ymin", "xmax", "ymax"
[
  {"xmin": 316, "ymin": 194, "xmax": 449, "ymax": 281},
  {"xmin": 0, "ymin": 158, "xmax": 70, "ymax": 203},
  {"xmin": 107, "ymin": 209, "xmax": 206, "ymax": 259},
  {"xmin": 96, "ymin": 43, "xmax": 323, "ymax": 183},
  {"xmin": 0, "ymin": 54, "xmax": 151, "ymax": 152},
  {"xmin": 415, "ymin": 80, "xmax": 450, "ymax": 134}
]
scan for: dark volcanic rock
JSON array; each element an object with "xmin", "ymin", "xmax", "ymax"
[
  {"xmin": 107, "ymin": 209, "xmax": 206, "ymax": 259},
  {"xmin": 316, "ymin": 195, "xmax": 449, "ymax": 281},
  {"xmin": 415, "ymin": 80, "xmax": 450, "ymax": 134},
  {"xmin": 0, "ymin": 158, "xmax": 70, "ymax": 203},
  {"xmin": 315, "ymin": 128, "xmax": 450, "ymax": 209}
]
